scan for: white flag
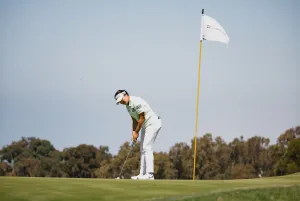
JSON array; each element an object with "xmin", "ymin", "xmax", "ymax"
[{"xmin": 201, "ymin": 14, "xmax": 230, "ymax": 44}]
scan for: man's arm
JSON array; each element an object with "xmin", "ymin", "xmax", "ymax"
[
  {"xmin": 131, "ymin": 117, "xmax": 138, "ymax": 131},
  {"xmin": 134, "ymin": 112, "xmax": 145, "ymax": 133},
  {"xmin": 134, "ymin": 101, "xmax": 146, "ymax": 133}
]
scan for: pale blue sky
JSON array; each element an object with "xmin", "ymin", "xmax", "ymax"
[{"xmin": 0, "ymin": 0, "xmax": 299, "ymax": 154}]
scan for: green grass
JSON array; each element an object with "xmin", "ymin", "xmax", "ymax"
[
  {"xmin": 1, "ymin": 173, "xmax": 300, "ymax": 201},
  {"xmin": 177, "ymin": 185, "xmax": 300, "ymax": 201}
]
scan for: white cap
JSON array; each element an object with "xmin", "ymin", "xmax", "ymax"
[{"xmin": 115, "ymin": 92, "xmax": 126, "ymax": 104}]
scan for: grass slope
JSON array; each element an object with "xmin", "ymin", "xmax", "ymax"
[
  {"xmin": 176, "ymin": 185, "xmax": 300, "ymax": 201},
  {"xmin": 1, "ymin": 173, "xmax": 300, "ymax": 201}
]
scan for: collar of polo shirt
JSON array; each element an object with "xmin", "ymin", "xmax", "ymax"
[{"xmin": 128, "ymin": 97, "xmax": 133, "ymax": 107}]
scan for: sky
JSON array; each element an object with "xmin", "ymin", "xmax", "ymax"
[{"xmin": 0, "ymin": 0, "xmax": 299, "ymax": 155}]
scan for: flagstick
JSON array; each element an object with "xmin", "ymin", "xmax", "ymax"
[{"xmin": 193, "ymin": 8, "xmax": 204, "ymax": 181}]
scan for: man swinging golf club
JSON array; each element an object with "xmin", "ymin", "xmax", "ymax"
[{"xmin": 114, "ymin": 89, "xmax": 162, "ymax": 180}]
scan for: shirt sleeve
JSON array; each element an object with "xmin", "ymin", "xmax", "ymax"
[{"xmin": 135, "ymin": 99, "xmax": 146, "ymax": 114}]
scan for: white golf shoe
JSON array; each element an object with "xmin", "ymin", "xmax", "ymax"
[
  {"xmin": 131, "ymin": 174, "xmax": 143, "ymax": 180},
  {"xmin": 136, "ymin": 173, "xmax": 154, "ymax": 180}
]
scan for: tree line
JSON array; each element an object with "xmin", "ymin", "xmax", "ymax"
[{"xmin": 0, "ymin": 126, "xmax": 299, "ymax": 179}]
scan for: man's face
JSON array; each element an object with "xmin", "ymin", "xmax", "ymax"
[
  {"xmin": 119, "ymin": 98, "xmax": 126, "ymax": 105},
  {"xmin": 119, "ymin": 95, "xmax": 129, "ymax": 105}
]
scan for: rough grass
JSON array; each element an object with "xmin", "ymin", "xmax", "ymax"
[
  {"xmin": 0, "ymin": 173, "xmax": 300, "ymax": 201},
  {"xmin": 175, "ymin": 185, "xmax": 300, "ymax": 201}
]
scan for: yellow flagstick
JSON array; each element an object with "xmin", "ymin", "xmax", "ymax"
[{"xmin": 193, "ymin": 8, "xmax": 204, "ymax": 181}]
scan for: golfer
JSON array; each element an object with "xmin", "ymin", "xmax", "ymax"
[{"xmin": 114, "ymin": 89, "xmax": 162, "ymax": 180}]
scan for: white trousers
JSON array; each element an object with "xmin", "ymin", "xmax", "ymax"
[{"xmin": 139, "ymin": 118, "xmax": 162, "ymax": 174}]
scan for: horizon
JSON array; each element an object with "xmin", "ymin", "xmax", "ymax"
[{"xmin": 1, "ymin": 125, "xmax": 296, "ymax": 153}]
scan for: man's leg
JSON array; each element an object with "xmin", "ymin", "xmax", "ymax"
[
  {"xmin": 139, "ymin": 120, "xmax": 162, "ymax": 179},
  {"xmin": 139, "ymin": 128, "xmax": 146, "ymax": 175},
  {"xmin": 131, "ymin": 128, "xmax": 145, "ymax": 179},
  {"xmin": 144, "ymin": 127, "xmax": 161, "ymax": 174}
]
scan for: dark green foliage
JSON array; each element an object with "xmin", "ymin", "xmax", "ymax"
[
  {"xmin": 0, "ymin": 126, "xmax": 299, "ymax": 179},
  {"xmin": 274, "ymin": 138, "xmax": 300, "ymax": 175}
]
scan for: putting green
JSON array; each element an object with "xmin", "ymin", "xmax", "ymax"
[{"xmin": 1, "ymin": 173, "xmax": 300, "ymax": 201}]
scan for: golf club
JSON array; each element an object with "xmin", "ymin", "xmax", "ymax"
[{"xmin": 116, "ymin": 141, "xmax": 135, "ymax": 179}]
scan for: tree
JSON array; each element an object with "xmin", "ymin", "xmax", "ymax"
[
  {"xmin": 274, "ymin": 138, "xmax": 300, "ymax": 175},
  {"xmin": 231, "ymin": 164, "xmax": 256, "ymax": 179},
  {"xmin": 0, "ymin": 162, "xmax": 13, "ymax": 176},
  {"xmin": 214, "ymin": 136, "xmax": 231, "ymax": 179},
  {"xmin": 62, "ymin": 144, "xmax": 103, "ymax": 178},
  {"xmin": 93, "ymin": 146, "xmax": 113, "ymax": 178},
  {"xmin": 277, "ymin": 126, "xmax": 300, "ymax": 148},
  {"xmin": 154, "ymin": 151, "xmax": 176, "ymax": 179},
  {"xmin": 169, "ymin": 142, "xmax": 193, "ymax": 179}
]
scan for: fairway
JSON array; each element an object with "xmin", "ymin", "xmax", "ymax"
[{"xmin": 1, "ymin": 173, "xmax": 300, "ymax": 201}]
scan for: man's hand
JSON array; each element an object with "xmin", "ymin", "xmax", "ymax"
[{"xmin": 132, "ymin": 131, "xmax": 139, "ymax": 143}]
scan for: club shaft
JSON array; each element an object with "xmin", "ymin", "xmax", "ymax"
[{"xmin": 119, "ymin": 146, "xmax": 132, "ymax": 177}]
